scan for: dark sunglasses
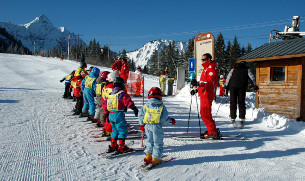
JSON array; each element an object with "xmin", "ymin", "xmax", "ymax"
[{"xmin": 201, "ymin": 58, "xmax": 208, "ymax": 61}]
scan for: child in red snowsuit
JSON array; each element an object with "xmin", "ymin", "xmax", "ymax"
[
  {"xmin": 219, "ymin": 75, "xmax": 226, "ymax": 96},
  {"xmin": 70, "ymin": 75, "xmax": 83, "ymax": 115}
]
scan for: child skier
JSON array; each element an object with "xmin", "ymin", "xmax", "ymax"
[
  {"xmin": 70, "ymin": 74, "xmax": 83, "ymax": 115},
  {"xmin": 94, "ymin": 71, "xmax": 110, "ymax": 126},
  {"xmin": 138, "ymin": 87, "xmax": 176, "ymax": 166},
  {"xmin": 60, "ymin": 70, "xmax": 75, "ymax": 99},
  {"xmin": 101, "ymin": 72, "xmax": 120, "ymax": 137},
  {"xmin": 80, "ymin": 67, "xmax": 100, "ymax": 120},
  {"xmin": 106, "ymin": 77, "xmax": 139, "ymax": 154},
  {"xmin": 219, "ymin": 75, "xmax": 226, "ymax": 96}
]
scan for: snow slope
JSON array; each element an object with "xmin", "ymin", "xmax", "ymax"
[{"xmin": 1, "ymin": 53, "xmax": 305, "ymax": 180}]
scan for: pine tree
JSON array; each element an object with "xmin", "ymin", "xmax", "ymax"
[
  {"xmin": 229, "ymin": 36, "xmax": 241, "ymax": 69},
  {"xmin": 215, "ymin": 33, "xmax": 226, "ymax": 77},
  {"xmin": 185, "ymin": 37, "xmax": 195, "ymax": 60},
  {"xmin": 148, "ymin": 49, "xmax": 159, "ymax": 75},
  {"xmin": 120, "ymin": 49, "xmax": 127, "ymax": 59}
]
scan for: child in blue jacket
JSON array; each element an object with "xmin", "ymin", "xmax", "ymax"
[
  {"xmin": 138, "ymin": 87, "xmax": 176, "ymax": 166},
  {"xmin": 81, "ymin": 67, "xmax": 100, "ymax": 121}
]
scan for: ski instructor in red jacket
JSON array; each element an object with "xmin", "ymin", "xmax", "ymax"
[{"xmin": 191, "ymin": 53, "xmax": 219, "ymax": 139}]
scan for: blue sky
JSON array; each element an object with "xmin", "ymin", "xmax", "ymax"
[{"xmin": 1, "ymin": 0, "xmax": 305, "ymax": 53}]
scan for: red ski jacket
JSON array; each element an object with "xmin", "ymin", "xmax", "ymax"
[
  {"xmin": 198, "ymin": 60, "xmax": 218, "ymax": 102},
  {"xmin": 119, "ymin": 62, "xmax": 129, "ymax": 82},
  {"xmin": 111, "ymin": 59, "xmax": 122, "ymax": 71}
]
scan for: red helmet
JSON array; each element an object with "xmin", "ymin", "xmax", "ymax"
[
  {"xmin": 100, "ymin": 71, "xmax": 110, "ymax": 79},
  {"xmin": 148, "ymin": 87, "xmax": 163, "ymax": 100},
  {"xmin": 161, "ymin": 71, "xmax": 165, "ymax": 75}
]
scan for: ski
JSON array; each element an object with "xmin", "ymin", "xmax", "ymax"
[
  {"xmin": 103, "ymin": 147, "xmax": 145, "ymax": 159},
  {"xmin": 91, "ymin": 129, "xmax": 138, "ymax": 138},
  {"xmin": 140, "ymin": 156, "xmax": 173, "ymax": 171},
  {"xmin": 172, "ymin": 133, "xmax": 241, "ymax": 139},
  {"xmin": 171, "ymin": 136, "xmax": 244, "ymax": 141},
  {"xmin": 95, "ymin": 135, "xmax": 143, "ymax": 142},
  {"xmin": 98, "ymin": 141, "xmax": 135, "ymax": 156},
  {"xmin": 128, "ymin": 129, "xmax": 138, "ymax": 134}
]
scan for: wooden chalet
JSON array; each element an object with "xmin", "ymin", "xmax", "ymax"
[{"xmin": 237, "ymin": 38, "xmax": 305, "ymax": 120}]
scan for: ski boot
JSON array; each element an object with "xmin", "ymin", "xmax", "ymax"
[
  {"xmin": 144, "ymin": 153, "xmax": 152, "ymax": 165},
  {"xmin": 87, "ymin": 115, "xmax": 94, "ymax": 122},
  {"xmin": 72, "ymin": 111, "xmax": 80, "ymax": 115},
  {"xmin": 92, "ymin": 118, "xmax": 99, "ymax": 123},
  {"xmin": 106, "ymin": 138, "xmax": 117, "ymax": 153},
  {"xmin": 96, "ymin": 119, "xmax": 104, "ymax": 127},
  {"xmin": 101, "ymin": 130, "xmax": 111, "ymax": 137},
  {"xmin": 114, "ymin": 139, "xmax": 133, "ymax": 154},
  {"xmin": 79, "ymin": 111, "xmax": 89, "ymax": 118},
  {"xmin": 201, "ymin": 129, "xmax": 220, "ymax": 139},
  {"xmin": 151, "ymin": 157, "xmax": 162, "ymax": 166},
  {"xmin": 240, "ymin": 119, "xmax": 245, "ymax": 128}
]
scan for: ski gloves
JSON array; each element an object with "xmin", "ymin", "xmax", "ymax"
[
  {"xmin": 253, "ymin": 85, "xmax": 259, "ymax": 91},
  {"xmin": 190, "ymin": 89, "xmax": 198, "ymax": 95},
  {"xmin": 138, "ymin": 118, "xmax": 175, "ymax": 132},
  {"xmin": 170, "ymin": 118, "xmax": 176, "ymax": 125},
  {"xmin": 139, "ymin": 125, "xmax": 145, "ymax": 132},
  {"xmin": 191, "ymin": 78, "xmax": 199, "ymax": 87},
  {"xmin": 130, "ymin": 104, "xmax": 138, "ymax": 117}
]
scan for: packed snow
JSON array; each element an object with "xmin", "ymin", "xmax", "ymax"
[{"xmin": 1, "ymin": 53, "xmax": 305, "ymax": 180}]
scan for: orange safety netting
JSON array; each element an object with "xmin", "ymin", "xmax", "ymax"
[{"xmin": 125, "ymin": 72, "xmax": 144, "ymax": 98}]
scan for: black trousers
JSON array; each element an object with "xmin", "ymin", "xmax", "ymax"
[
  {"xmin": 229, "ymin": 87, "xmax": 246, "ymax": 119},
  {"xmin": 75, "ymin": 96, "xmax": 83, "ymax": 113},
  {"xmin": 64, "ymin": 83, "xmax": 71, "ymax": 98}
]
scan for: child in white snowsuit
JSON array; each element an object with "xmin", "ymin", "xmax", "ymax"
[{"xmin": 138, "ymin": 87, "xmax": 176, "ymax": 166}]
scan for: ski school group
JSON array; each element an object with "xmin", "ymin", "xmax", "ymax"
[
  {"xmin": 59, "ymin": 53, "xmax": 259, "ymax": 169},
  {"xmin": 60, "ymin": 56, "xmax": 176, "ymax": 168}
]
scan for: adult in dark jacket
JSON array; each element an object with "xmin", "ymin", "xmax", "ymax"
[{"xmin": 225, "ymin": 61, "xmax": 258, "ymax": 127}]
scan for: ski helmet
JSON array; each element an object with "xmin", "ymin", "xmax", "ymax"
[
  {"xmin": 113, "ymin": 77, "xmax": 125, "ymax": 89},
  {"xmin": 220, "ymin": 75, "xmax": 224, "ymax": 79},
  {"xmin": 100, "ymin": 71, "xmax": 110, "ymax": 80},
  {"xmin": 107, "ymin": 72, "xmax": 119, "ymax": 82},
  {"xmin": 137, "ymin": 66, "xmax": 141, "ymax": 70},
  {"xmin": 161, "ymin": 71, "xmax": 165, "ymax": 75},
  {"xmin": 91, "ymin": 67, "xmax": 100, "ymax": 78},
  {"xmin": 80, "ymin": 62, "xmax": 87, "ymax": 69},
  {"xmin": 148, "ymin": 87, "xmax": 163, "ymax": 100}
]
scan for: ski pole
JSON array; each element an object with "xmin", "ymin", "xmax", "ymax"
[
  {"xmin": 141, "ymin": 131, "xmax": 144, "ymax": 147},
  {"xmin": 215, "ymin": 95, "xmax": 226, "ymax": 116},
  {"xmin": 187, "ymin": 93, "xmax": 193, "ymax": 133},
  {"xmin": 194, "ymin": 88, "xmax": 201, "ymax": 136}
]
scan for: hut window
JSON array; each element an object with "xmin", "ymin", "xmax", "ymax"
[{"xmin": 271, "ymin": 67, "xmax": 285, "ymax": 81}]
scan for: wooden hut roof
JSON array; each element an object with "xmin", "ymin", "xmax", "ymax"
[{"xmin": 237, "ymin": 38, "xmax": 305, "ymax": 62}]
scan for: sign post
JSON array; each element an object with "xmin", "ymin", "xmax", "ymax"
[
  {"xmin": 188, "ymin": 58, "xmax": 196, "ymax": 81},
  {"xmin": 194, "ymin": 32, "xmax": 214, "ymax": 80}
]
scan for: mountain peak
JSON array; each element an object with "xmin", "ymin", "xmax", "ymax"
[{"xmin": 23, "ymin": 14, "xmax": 52, "ymax": 28}]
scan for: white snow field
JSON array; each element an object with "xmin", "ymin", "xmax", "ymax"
[{"xmin": 1, "ymin": 53, "xmax": 305, "ymax": 180}]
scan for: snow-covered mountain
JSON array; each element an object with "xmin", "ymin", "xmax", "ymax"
[
  {"xmin": 0, "ymin": 14, "xmax": 84, "ymax": 52},
  {"xmin": 126, "ymin": 39, "xmax": 187, "ymax": 68}
]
